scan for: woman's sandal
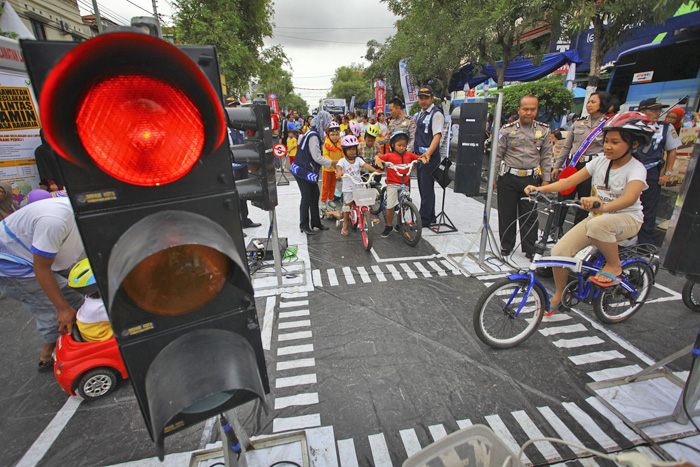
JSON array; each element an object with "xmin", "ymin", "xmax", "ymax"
[
  {"xmin": 590, "ymin": 271, "xmax": 621, "ymax": 287},
  {"xmin": 38, "ymin": 358, "xmax": 54, "ymax": 372},
  {"xmin": 341, "ymin": 228, "xmax": 349, "ymax": 236},
  {"xmin": 545, "ymin": 302, "xmax": 566, "ymax": 317}
]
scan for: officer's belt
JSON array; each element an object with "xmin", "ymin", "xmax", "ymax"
[{"xmin": 505, "ymin": 166, "xmax": 537, "ymax": 177}]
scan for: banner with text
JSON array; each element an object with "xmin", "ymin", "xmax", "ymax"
[
  {"xmin": 375, "ymin": 79, "xmax": 385, "ymax": 115},
  {"xmin": 268, "ymin": 93, "xmax": 279, "ymax": 114},
  {"xmin": 399, "ymin": 59, "xmax": 418, "ymax": 107}
]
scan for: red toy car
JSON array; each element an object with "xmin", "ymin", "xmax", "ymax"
[{"xmin": 54, "ymin": 329, "xmax": 128, "ymax": 399}]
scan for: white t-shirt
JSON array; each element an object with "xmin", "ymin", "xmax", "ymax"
[
  {"xmin": 0, "ymin": 197, "xmax": 84, "ymax": 277},
  {"xmin": 77, "ymin": 296, "xmax": 109, "ymax": 323},
  {"xmin": 337, "ymin": 157, "xmax": 366, "ymax": 193},
  {"xmin": 586, "ymin": 156, "xmax": 648, "ymax": 223}
]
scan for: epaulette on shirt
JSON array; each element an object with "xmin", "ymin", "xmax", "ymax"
[
  {"xmin": 533, "ymin": 120, "xmax": 549, "ymax": 128},
  {"xmin": 501, "ymin": 122, "xmax": 516, "ymax": 130}
]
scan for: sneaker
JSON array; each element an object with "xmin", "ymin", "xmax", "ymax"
[
  {"xmin": 393, "ymin": 224, "xmax": 401, "ymax": 233},
  {"xmin": 381, "ymin": 226, "xmax": 393, "ymax": 237}
]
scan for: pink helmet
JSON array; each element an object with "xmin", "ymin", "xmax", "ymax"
[
  {"xmin": 348, "ymin": 121, "xmax": 361, "ymax": 137},
  {"xmin": 341, "ymin": 135, "xmax": 359, "ymax": 148},
  {"xmin": 602, "ymin": 111, "xmax": 655, "ymax": 145},
  {"xmin": 327, "ymin": 121, "xmax": 340, "ymax": 132}
]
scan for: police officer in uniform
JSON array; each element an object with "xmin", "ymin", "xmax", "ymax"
[
  {"xmin": 637, "ymin": 97, "xmax": 681, "ymax": 245},
  {"xmin": 413, "ymin": 84, "xmax": 444, "ymax": 227},
  {"xmin": 377, "ymin": 96, "xmax": 416, "ymax": 153},
  {"xmin": 496, "ymin": 94, "xmax": 552, "ymax": 259}
]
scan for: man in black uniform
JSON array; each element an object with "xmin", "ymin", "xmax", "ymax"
[{"xmin": 496, "ymin": 95, "xmax": 552, "ymax": 259}]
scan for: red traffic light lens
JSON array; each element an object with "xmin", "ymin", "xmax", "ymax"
[
  {"xmin": 121, "ymin": 244, "xmax": 229, "ymax": 316},
  {"xmin": 76, "ymin": 73, "xmax": 205, "ymax": 186}
]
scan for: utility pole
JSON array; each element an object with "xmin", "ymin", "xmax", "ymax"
[
  {"xmin": 91, "ymin": 0, "xmax": 103, "ymax": 33},
  {"xmin": 151, "ymin": 0, "xmax": 160, "ymax": 23}
]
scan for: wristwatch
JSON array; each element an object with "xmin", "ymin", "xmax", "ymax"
[{"xmin": 664, "ymin": 171, "xmax": 672, "ymax": 176}]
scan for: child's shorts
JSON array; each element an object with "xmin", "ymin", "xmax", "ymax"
[
  {"xmin": 342, "ymin": 190, "xmax": 355, "ymax": 205},
  {"xmin": 385, "ymin": 184, "xmax": 400, "ymax": 209}
]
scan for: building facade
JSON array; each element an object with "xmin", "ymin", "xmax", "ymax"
[{"xmin": 6, "ymin": 0, "xmax": 91, "ymax": 41}]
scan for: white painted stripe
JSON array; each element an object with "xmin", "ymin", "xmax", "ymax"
[
  {"xmin": 542, "ymin": 314, "xmax": 572, "ymax": 323},
  {"xmin": 274, "ymin": 392, "xmax": 319, "ymax": 409},
  {"xmin": 275, "ymin": 373, "xmax": 317, "ymax": 389},
  {"xmin": 328, "ymin": 268, "xmax": 340, "ymax": 286},
  {"xmin": 562, "ymin": 402, "xmax": 620, "ymax": 451},
  {"xmin": 357, "ymin": 266, "xmax": 372, "ymax": 283},
  {"xmin": 280, "ymin": 299, "xmax": 310, "ymax": 308},
  {"xmin": 400, "ymin": 262, "xmax": 418, "ymax": 279},
  {"xmin": 306, "ymin": 426, "xmax": 339, "ymax": 467},
  {"xmin": 279, "ymin": 319, "xmax": 311, "ymax": 330},
  {"xmin": 371, "ymin": 265, "xmax": 387, "ymax": 282},
  {"xmin": 282, "ymin": 291, "xmax": 308, "ymax": 299},
  {"xmin": 399, "ymin": 429, "xmax": 422, "ymax": 457},
  {"xmin": 272, "ymin": 414, "xmax": 321, "ymax": 433},
  {"xmin": 277, "ymin": 344, "xmax": 314, "ymax": 356},
  {"xmin": 342, "ymin": 266, "xmax": 356, "ymax": 285},
  {"xmin": 413, "ymin": 262, "xmax": 432, "ymax": 278},
  {"xmin": 427, "ymin": 261, "xmax": 448, "ymax": 277},
  {"xmin": 385, "ymin": 263, "xmax": 403, "ymax": 280},
  {"xmin": 440, "ymin": 258, "xmax": 462, "ymax": 275},
  {"xmin": 261, "ymin": 296, "xmax": 276, "ymax": 350},
  {"xmin": 485, "ymin": 414, "xmax": 530, "ymax": 465},
  {"xmin": 512, "ymin": 410, "xmax": 562, "ymax": 462},
  {"xmin": 279, "ymin": 309, "xmax": 310, "ymax": 319},
  {"xmin": 15, "ymin": 396, "xmax": 82, "ymax": 467},
  {"xmin": 654, "ymin": 282, "xmax": 683, "ymax": 299},
  {"xmin": 337, "ymin": 438, "xmax": 360, "ymax": 467},
  {"xmin": 538, "ymin": 323, "xmax": 588, "ymax": 336},
  {"xmin": 368, "ymin": 433, "xmax": 393, "ymax": 467},
  {"xmin": 312, "ymin": 269, "xmax": 323, "ymax": 287},
  {"xmin": 646, "ymin": 296, "xmax": 683, "ymax": 304},
  {"xmin": 587, "ymin": 364, "xmax": 643, "ymax": 382},
  {"xmin": 456, "ymin": 419, "xmax": 473, "ymax": 429},
  {"xmin": 484, "ymin": 281, "xmax": 494, "ymax": 288},
  {"xmin": 569, "ymin": 350, "xmax": 625, "ymax": 365},
  {"xmin": 537, "ymin": 406, "xmax": 590, "ymax": 457},
  {"xmin": 552, "ymin": 336, "xmax": 605, "ymax": 348},
  {"xmin": 278, "ymin": 330, "xmax": 312, "ymax": 341},
  {"xmin": 428, "ymin": 424, "xmax": 448, "ymax": 441},
  {"xmin": 276, "ymin": 358, "xmax": 316, "ymax": 371},
  {"xmin": 586, "ymin": 396, "xmax": 643, "ymax": 443}
]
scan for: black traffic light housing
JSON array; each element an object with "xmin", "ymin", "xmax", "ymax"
[{"xmin": 21, "ymin": 32, "xmax": 269, "ymax": 458}]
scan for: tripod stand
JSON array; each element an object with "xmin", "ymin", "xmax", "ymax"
[{"xmin": 429, "ymin": 158, "xmax": 457, "ymax": 233}]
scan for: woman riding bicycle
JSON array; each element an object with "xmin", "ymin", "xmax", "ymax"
[{"xmin": 525, "ymin": 111, "xmax": 656, "ymax": 313}]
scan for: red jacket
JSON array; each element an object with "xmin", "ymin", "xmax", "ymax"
[{"xmin": 377, "ymin": 151, "xmax": 421, "ymax": 185}]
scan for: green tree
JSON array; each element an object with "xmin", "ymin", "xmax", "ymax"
[
  {"xmin": 255, "ymin": 52, "xmax": 309, "ymax": 115},
  {"xmin": 553, "ymin": 0, "xmax": 690, "ymax": 87},
  {"xmin": 328, "ymin": 64, "xmax": 374, "ymax": 107},
  {"xmin": 490, "ymin": 75, "xmax": 574, "ymax": 119},
  {"xmin": 172, "ymin": 0, "xmax": 285, "ymax": 92}
]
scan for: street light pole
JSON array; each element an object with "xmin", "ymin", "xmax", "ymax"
[{"xmin": 91, "ymin": 0, "xmax": 103, "ymax": 33}]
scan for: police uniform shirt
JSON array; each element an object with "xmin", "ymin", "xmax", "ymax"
[
  {"xmin": 417, "ymin": 104, "xmax": 444, "ymax": 136},
  {"xmin": 497, "ymin": 120, "xmax": 553, "ymax": 181},
  {"xmin": 377, "ymin": 113, "xmax": 417, "ymax": 150},
  {"xmin": 554, "ymin": 114, "xmax": 606, "ymax": 170}
]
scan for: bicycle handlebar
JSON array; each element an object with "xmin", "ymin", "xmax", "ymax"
[
  {"xmin": 383, "ymin": 160, "xmax": 421, "ymax": 173},
  {"xmin": 339, "ymin": 171, "xmax": 384, "ymax": 186},
  {"xmin": 525, "ymin": 190, "xmax": 600, "ymax": 209}
]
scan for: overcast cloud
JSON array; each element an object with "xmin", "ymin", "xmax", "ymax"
[{"xmin": 84, "ymin": 0, "xmax": 398, "ymax": 110}]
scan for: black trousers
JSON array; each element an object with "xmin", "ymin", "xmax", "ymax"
[
  {"xmin": 497, "ymin": 173, "xmax": 540, "ymax": 254},
  {"xmin": 417, "ymin": 154, "xmax": 441, "ymax": 225},
  {"xmin": 295, "ymin": 177, "xmax": 322, "ymax": 230},
  {"xmin": 639, "ymin": 166, "xmax": 661, "ymax": 245},
  {"xmin": 555, "ymin": 167, "xmax": 591, "ymax": 234}
]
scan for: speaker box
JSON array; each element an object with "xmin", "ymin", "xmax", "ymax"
[
  {"xmin": 453, "ymin": 102, "xmax": 488, "ymax": 195},
  {"xmin": 662, "ymin": 142, "xmax": 700, "ymax": 277}
]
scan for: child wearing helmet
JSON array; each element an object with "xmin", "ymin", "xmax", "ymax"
[
  {"xmin": 524, "ymin": 111, "xmax": 655, "ymax": 312},
  {"xmin": 374, "ymin": 131, "xmax": 429, "ymax": 237},
  {"xmin": 69, "ymin": 259, "xmax": 113, "ymax": 342},
  {"xmin": 335, "ymin": 135, "xmax": 382, "ymax": 236},
  {"xmin": 321, "ymin": 121, "xmax": 343, "ymax": 210},
  {"xmin": 359, "ymin": 125, "xmax": 383, "ymax": 169},
  {"xmin": 348, "ymin": 120, "xmax": 363, "ymax": 142}
]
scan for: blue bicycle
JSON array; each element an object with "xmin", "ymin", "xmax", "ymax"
[{"xmin": 473, "ymin": 192, "xmax": 657, "ymax": 348}]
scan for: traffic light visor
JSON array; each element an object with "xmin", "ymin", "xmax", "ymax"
[{"xmin": 39, "ymin": 32, "xmax": 226, "ymax": 186}]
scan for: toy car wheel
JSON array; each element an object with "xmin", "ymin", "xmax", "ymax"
[{"xmin": 77, "ymin": 367, "xmax": 118, "ymax": 399}]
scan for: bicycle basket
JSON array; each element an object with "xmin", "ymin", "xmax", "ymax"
[{"xmin": 353, "ymin": 188, "xmax": 377, "ymax": 206}]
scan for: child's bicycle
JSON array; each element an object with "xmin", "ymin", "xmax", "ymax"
[
  {"xmin": 683, "ymin": 276, "xmax": 700, "ymax": 312},
  {"xmin": 376, "ymin": 160, "xmax": 422, "ymax": 247},
  {"xmin": 338, "ymin": 172, "xmax": 383, "ymax": 251},
  {"xmin": 473, "ymin": 191, "xmax": 657, "ymax": 349}
]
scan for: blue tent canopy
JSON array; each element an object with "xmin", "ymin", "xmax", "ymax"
[{"xmin": 449, "ymin": 50, "xmax": 582, "ymax": 92}]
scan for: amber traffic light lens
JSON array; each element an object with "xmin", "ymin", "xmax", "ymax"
[{"xmin": 122, "ymin": 244, "xmax": 229, "ymax": 316}]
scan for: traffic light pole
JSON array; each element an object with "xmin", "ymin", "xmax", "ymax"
[{"xmin": 270, "ymin": 209, "xmax": 283, "ymax": 286}]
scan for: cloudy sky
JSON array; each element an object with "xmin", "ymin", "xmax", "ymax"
[{"xmin": 80, "ymin": 0, "xmax": 398, "ymax": 110}]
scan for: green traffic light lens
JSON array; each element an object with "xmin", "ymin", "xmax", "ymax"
[{"xmin": 121, "ymin": 244, "xmax": 229, "ymax": 316}]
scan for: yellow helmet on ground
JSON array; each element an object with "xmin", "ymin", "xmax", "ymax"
[{"xmin": 69, "ymin": 258, "xmax": 99, "ymax": 295}]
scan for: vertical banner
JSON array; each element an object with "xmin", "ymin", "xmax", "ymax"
[
  {"xmin": 399, "ymin": 59, "xmax": 418, "ymax": 107},
  {"xmin": 349, "ymin": 96, "xmax": 355, "ymax": 114},
  {"xmin": 375, "ymin": 79, "xmax": 385, "ymax": 116},
  {"xmin": 268, "ymin": 93, "xmax": 279, "ymax": 114}
]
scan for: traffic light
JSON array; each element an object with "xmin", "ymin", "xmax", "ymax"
[
  {"xmin": 226, "ymin": 105, "xmax": 278, "ymax": 210},
  {"xmin": 21, "ymin": 32, "xmax": 269, "ymax": 458}
]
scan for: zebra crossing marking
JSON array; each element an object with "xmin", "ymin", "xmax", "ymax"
[
  {"xmin": 552, "ymin": 336, "xmax": 605, "ymax": 349},
  {"xmin": 413, "ymin": 262, "xmax": 432, "ymax": 278},
  {"xmin": 562, "ymin": 402, "xmax": 620, "ymax": 451},
  {"xmin": 277, "ymin": 344, "xmax": 314, "ymax": 356},
  {"xmin": 456, "ymin": 419, "xmax": 473, "ymax": 429},
  {"xmin": 274, "ymin": 393, "xmax": 319, "ymax": 410},
  {"xmin": 279, "ymin": 309, "xmax": 310, "ymax": 319},
  {"xmin": 342, "ymin": 267, "xmax": 356, "ymax": 285},
  {"xmin": 537, "ymin": 406, "xmax": 592, "ymax": 458},
  {"xmin": 357, "ymin": 266, "xmax": 372, "ymax": 283},
  {"xmin": 586, "ymin": 365, "xmax": 642, "ymax": 382},
  {"xmin": 585, "ymin": 396, "xmax": 643, "ymax": 444},
  {"xmin": 371, "ymin": 265, "xmax": 388, "ymax": 282},
  {"xmin": 400, "ymin": 262, "xmax": 418, "ymax": 279},
  {"xmin": 328, "ymin": 268, "xmax": 339, "ymax": 286},
  {"xmin": 440, "ymin": 258, "xmax": 462, "ymax": 275},
  {"xmin": 278, "ymin": 330, "xmax": 312, "ymax": 342},
  {"xmin": 569, "ymin": 350, "xmax": 625, "ymax": 365},
  {"xmin": 485, "ymin": 414, "xmax": 531, "ymax": 465},
  {"xmin": 272, "ymin": 414, "xmax": 321, "ymax": 433},
  {"xmin": 280, "ymin": 299, "xmax": 309, "ymax": 308},
  {"xmin": 275, "ymin": 373, "xmax": 317, "ymax": 389},
  {"xmin": 428, "ymin": 424, "xmax": 447, "ymax": 441},
  {"xmin": 337, "ymin": 439, "xmax": 360, "ymax": 467},
  {"xmin": 512, "ymin": 410, "xmax": 563, "ymax": 463},
  {"xmin": 385, "ymin": 263, "xmax": 403, "ymax": 281},
  {"xmin": 368, "ymin": 433, "xmax": 393, "ymax": 467},
  {"xmin": 399, "ymin": 428, "xmax": 422, "ymax": 457},
  {"xmin": 312, "ymin": 269, "xmax": 323, "ymax": 287},
  {"xmin": 276, "ymin": 358, "xmax": 315, "ymax": 371},
  {"xmin": 427, "ymin": 261, "xmax": 448, "ymax": 277},
  {"xmin": 539, "ymin": 323, "xmax": 588, "ymax": 336},
  {"xmin": 278, "ymin": 319, "xmax": 311, "ymax": 330}
]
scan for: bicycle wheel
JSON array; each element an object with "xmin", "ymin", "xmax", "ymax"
[
  {"xmin": 350, "ymin": 208, "xmax": 358, "ymax": 230},
  {"xmin": 399, "ymin": 200, "xmax": 422, "ymax": 247},
  {"xmin": 473, "ymin": 277, "xmax": 545, "ymax": 348},
  {"xmin": 682, "ymin": 279, "xmax": 700, "ymax": 312},
  {"xmin": 370, "ymin": 186, "xmax": 384, "ymax": 215},
  {"xmin": 362, "ymin": 210, "xmax": 372, "ymax": 251},
  {"xmin": 593, "ymin": 261, "xmax": 654, "ymax": 324}
]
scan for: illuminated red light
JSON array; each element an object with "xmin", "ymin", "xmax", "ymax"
[{"xmin": 76, "ymin": 74, "xmax": 205, "ymax": 186}]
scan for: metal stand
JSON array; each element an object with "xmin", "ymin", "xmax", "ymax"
[
  {"xmin": 277, "ymin": 168, "xmax": 290, "ymax": 186},
  {"xmin": 453, "ymin": 93, "xmax": 504, "ymax": 270},
  {"xmin": 429, "ymin": 186, "xmax": 457, "ymax": 233}
]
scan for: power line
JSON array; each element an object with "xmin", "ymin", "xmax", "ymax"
[
  {"xmin": 273, "ymin": 34, "xmax": 368, "ymax": 45},
  {"xmin": 295, "ymin": 87, "xmax": 332, "ymax": 91},
  {"xmin": 123, "ymin": 0, "xmax": 156, "ymax": 16},
  {"xmin": 77, "ymin": 0, "xmax": 130, "ymax": 25},
  {"xmin": 275, "ymin": 26, "xmax": 394, "ymax": 30}
]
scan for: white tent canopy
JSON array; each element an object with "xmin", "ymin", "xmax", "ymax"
[{"xmin": 0, "ymin": 1, "xmax": 35, "ymax": 40}]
